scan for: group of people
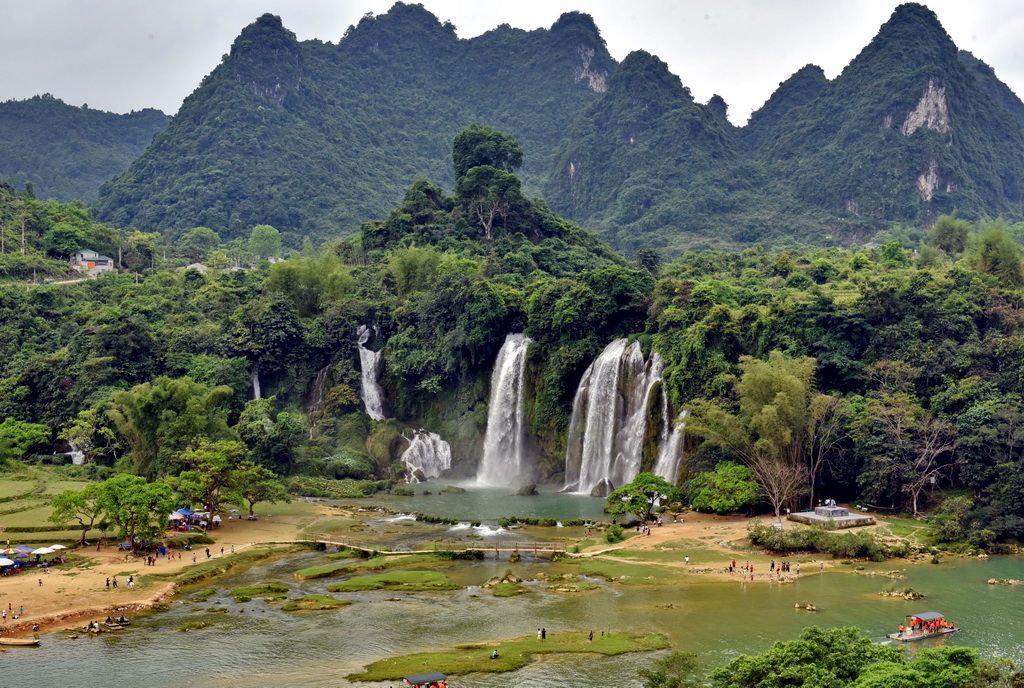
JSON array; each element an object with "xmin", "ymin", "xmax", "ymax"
[
  {"xmin": 2, "ymin": 603, "xmax": 25, "ymax": 623},
  {"xmin": 728, "ymin": 559, "xmax": 803, "ymax": 581},
  {"xmin": 898, "ymin": 617, "xmax": 956, "ymax": 636}
]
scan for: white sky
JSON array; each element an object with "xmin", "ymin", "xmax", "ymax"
[{"xmin": 3, "ymin": 1, "xmax": 1023, "ymax": 125}]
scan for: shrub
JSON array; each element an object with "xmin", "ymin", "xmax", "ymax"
[{"xmin": 605, "ymin": 524, "xmax": 625, "ymax": 544}]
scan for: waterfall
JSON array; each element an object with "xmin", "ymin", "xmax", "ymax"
[
  {"xmin": 307, "ymin": 366, "xmax": 331, "ymax": 438},
  {"xmin": 66, "ymin": 441, "xmax": 85, "ymax": 466},
  {"xmin": 563, "ymin": 339, "xmax": 664, "ymax": 496},
  {"xmin": 250, "ymin": 366, "xmax": 261, "ymax": 400},
  {"xmin": 401, "ymin": 430, "xmax": 452, "ymax": 483},
  {"xmin": 653, "ymin": 409, "xmax": 688, "ymax": 484},
  {"xmin": 357, "ymin": 325, "xmax": 387, "ymax": 421},
  {"xmin": 477, "ymin": 333, "xmax": 533, "ymax": 486}
]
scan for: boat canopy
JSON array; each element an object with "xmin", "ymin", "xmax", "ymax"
[
  {"xmin": 404, "ymin": 673, "xmax": 447, "ymax": 685},
  {"xmin": 911, "ymin": 612, "xmax": 945, "ymax": 621}
]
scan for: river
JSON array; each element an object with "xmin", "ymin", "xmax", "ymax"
[{"xmin": 5, "ymin": 549, "xmax": 1022, "ymax": 687}]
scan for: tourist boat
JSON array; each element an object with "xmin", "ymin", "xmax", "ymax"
[
  {"xmin": 403, "ymin": 672, "xmax": 449, "ymax": 687},
  {"xmin": 887, "ymin": 611, "xmax": 959, "ymax": 642},
  {"xmin": 0, "ymin": 637, "xmax": 40, "ymax": 647}
]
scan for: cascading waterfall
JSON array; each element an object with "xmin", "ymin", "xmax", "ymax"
[
  {"xmin": 563, "ymin": 339, "xmax": 665, "ymax": 496},
  {"xmin": 477, "ymin": 334, "xmax": 533, "ymax": 486},
  {"xmin": 307, "ymin": 365, "xmax": 331, "ymax": 438},
  {"xmin": 653, "ymin": 409, "xmax": 688, "ymax": 484},
  {"xmin": 401, "ymin": 430, "xmax": 452, "ymax": 483},
  {"xmin": 357, "ymin": 325, "xmax": 387, "ymax": 421}
]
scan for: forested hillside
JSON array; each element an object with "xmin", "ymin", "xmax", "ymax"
[
  {"xmin": 94, "ymin": 4, "xmax": 613, "ymax": 243},
  {"xmin": 4, "ymin": 129, "xmax": 1024, "ymax": 545},
  {"xmin": 82, "ymin": 2, "xmax": 1024, "ymax": 254},
  {"xmin": 0, "ymin": 95, "xmax": 168, "ymax": 202}
]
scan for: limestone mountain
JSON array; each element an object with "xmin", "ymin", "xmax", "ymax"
[
  {"xmin": 543, "ymin": 51, "xmax": 742, "ymax": 251},
  {"xmin": 89, "ymin": 2, "xmax": 1024, "ymax": 250},
  {"xmin": 759, "ymin": 3, "xmax": 1024, "ymax": 225},
  {"xmin": 0, "ymin": 94, "xmax": 168, "ymax": 202},
  {"xmin": 95, "ymin": 3, "xmax": 613, "ymax": 242},
  {"xmin": 545, "ymin": 3, "xmax": 1024, "ymax": 249}
]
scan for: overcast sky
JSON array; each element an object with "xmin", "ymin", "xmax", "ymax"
[{"xmin": 4, "ymin": 0, "xmax": 1024, "ymax": 125}]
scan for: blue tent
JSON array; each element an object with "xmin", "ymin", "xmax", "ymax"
[{"xmin": 175, "ymin": 507, "xmax": 195, "ymax": 517}]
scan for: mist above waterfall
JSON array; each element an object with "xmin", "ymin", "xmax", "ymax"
[
  {"xmin": 564, "ymin": 339, "xmax": 666, "ymax": 496},
  {"xmin": 401, "ymin": 429, "xmax": 451, "ymax": 483},
  {"xmin": 477, "ymin": 333, "xmax": 532, "ymax": 487},
  {"xmin": 357, "ymin": 324, "xmax": 387, "ymax": 421}
]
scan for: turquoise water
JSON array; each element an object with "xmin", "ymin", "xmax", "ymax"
[
  {"xmin": 4, "ymin": 552, "xmax": 1022, "ymax": 687},
  {"xmin": 348, "ymin": 484, "xmax": 608, "ymax": 522}
]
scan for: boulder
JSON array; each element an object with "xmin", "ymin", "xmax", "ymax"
[
  {"xmin": 590, "ymin": 479, "xmax": 614, "ymax": 498},
  {"xmin": 513, "ymin": 484, "xmax": 538, "ymax": 496}
]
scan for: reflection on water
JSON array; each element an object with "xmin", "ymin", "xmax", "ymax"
[
  {"xmin": 348, "ymin": 484, "xmax": 608, "ymax": 522},
  {"xmin": 6, "ymin": 552, "xmax": 1023, "ymax": 687}
]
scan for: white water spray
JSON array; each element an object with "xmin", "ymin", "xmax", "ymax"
[{"xmin": 477, "ymin": 334, "xmax": 532, "ymax": 486}]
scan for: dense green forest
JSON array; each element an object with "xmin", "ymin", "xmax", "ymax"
[
  {"xmin": 73, "ymin": 2, "xmax": 1024, "ymax": 254},
  {"xmin": 3, "ymin": 127, "xmax": 1024, "ymax": 546},
  {"xmin": 0, "ymin": 94, "xmax": 167, "ymax": 202},
  {"xmin": 93, "ymin": 5, "xmax": 613, "ymax": 244}
]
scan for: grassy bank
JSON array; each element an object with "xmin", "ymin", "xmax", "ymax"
[
  {"xmin": 281, "ymin": 595, "xmax": 351, "ymax": 611},
  {"xmin": 347, "ymin": 631, "xmax": 670, "ymax": 681},
  {"xmin": 327, "ymin": 570, "xmax": 458, "ymax": 592},
  {"xmin": 294, "ymin": 552, "xmax": 447, "ymax": 580}
]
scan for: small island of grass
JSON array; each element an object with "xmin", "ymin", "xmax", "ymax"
[
  {"xmin": 327, "ymin": 570, "xmax": 458, "ymax": 592},
  {"xmin": 281, "ymin": 594, "xmax": 352, "ymax": 612},
  {"xmin": 346, "ymin": 630, "xmax": 669, "ymax": 681},
  {"xmin": 232, "ymin": 582, "xmax": 290, "ymax": 602}
]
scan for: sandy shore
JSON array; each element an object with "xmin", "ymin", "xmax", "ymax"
[
  {"xmin": 579, "ymin": 512, "xmax": 837, "ymax": 583},
  {"xmin": 0, "ymin": 502, "xmax": 336, "ymax": 638}
]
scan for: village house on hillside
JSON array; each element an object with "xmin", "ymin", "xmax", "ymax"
[{"xmin": 71, "ymin": 249, "xmax": 115, "ymax": 277}]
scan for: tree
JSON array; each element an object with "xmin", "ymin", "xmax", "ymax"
[
  {"xmin": 230, "ymin": 460, "xmax": 289, "ymax": 517},
  {"xmin": 929, "ymin": 214, "xmax": 970, "ymax": 254},
  {"xmin": 236, "ymin": 398, "xmax": 305, "ymax": 472},
  {"xmin": 852, "ymin": 394, "xmax": 955, "ymax": 515},
  {"xmin": 455, "ymin": 165, "xmax": 523, "ymax": 240},
  {"xmin": 686, "ymin": 462, "xmax": 759, "ymax": 514},
  {"xmin": 178, "ymin": 226, "xmax": 221, "ymax": 262},
  {"xmin": 973, "ymin": 221, "xmax": 1023, "ymax": 286},
  {"xmin": 58, "ymin": 407, "xmax": 121, "ymax": 464},
  {"xmin": 106, "ymin": 376, "xmax": 235, "ymax": 478},
  {"xmin": 635, "ymin": 248, "xmax": 662, "ymax": 276},
  {"xmin": 50, "ymin": 484, "xmax": 104, "ymax": 545},
  {"xmin": 640, "ymin": 651, "xmax": 700, "ymax": 688},
  {"xmin": 96, "ymin": 474, "xmax": 176, "ymax": 548},
  {"xmin": 806, "ymin": 395, "xmax": 848, "ymax": 509},
  {"xmin": 42, "ymin": 221, "xmax": 86, "ymax": 257},
  {"xmin": 0, "ymin": 417, "xmax": 49, "ymax": 464},
  {"xmin": 605, "ymin": 472, "xmax": 681, "ymax": 523},
  {"xmin": 688, "ymin": 351, "xmax": 820, "ymax": 524},
  {"xmin": 249, "ymin": 224, "xmax": 282, "ymax": 259},
  {"xmin": 711, "ymin": 627, "xmax": 901, "ymax": 688},
  {"xmin": 173, "ymin": 439, "xmax": 247, "ymax": 516},
  {"xmin": 452, "ymin": 124, "xmax": 523, "ymax": 179}
]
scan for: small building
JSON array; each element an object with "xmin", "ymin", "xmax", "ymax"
[
  {"xmin": 71, "ymin": 249, "xmax": 115, "ymax": 277},
  {"xmin": 788, "ymin": 504, "xmax": 875, "ymax": 529}
]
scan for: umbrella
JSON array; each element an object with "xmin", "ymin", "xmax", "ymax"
[
  {"xmin": 49, "ymin": 544, "xmax": 67, "ymax": 550},
  {"xmin": 0, "ymin": 558, "xmax": 14, "ymax": 566},
  {"xmin": 0, "ymin": 548, "xmax": 15, "ymax": 555},
  {"xmin": 14, "ymin": 545, "xmax": 32, "ymax": 557},
  {"xmin": 31, "ymin": 547, "xmax": 54, "ymax": 555}
]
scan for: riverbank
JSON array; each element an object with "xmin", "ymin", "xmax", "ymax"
[{"xmin": 0, "ymin": 499, "xmax": 338, "ymax": 638}]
